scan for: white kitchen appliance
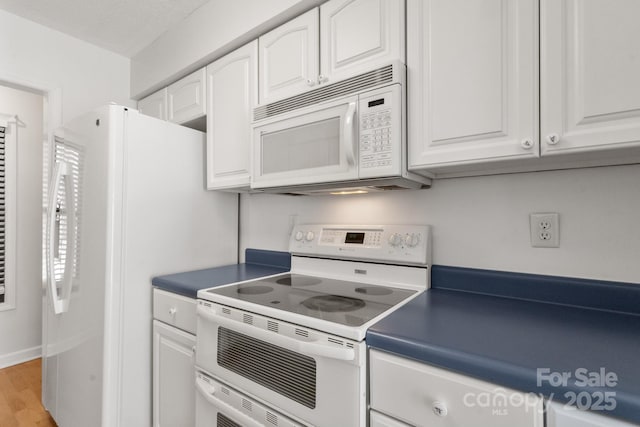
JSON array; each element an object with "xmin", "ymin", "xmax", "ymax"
[
  {"xmin": 196, "ymin": 224, "xmax": 431, "ymax": 427},
  {"xmin": 42, "ymin": 105, "xmax": 238, "ymax": 427},
  {"xmin": 251, "ymin": 63, "xmax": 431, "ymax": 194}
]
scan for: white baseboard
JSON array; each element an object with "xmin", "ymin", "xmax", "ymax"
[{"xmin": 0, "ymin": 346, "xmax": 42, "ymax": 369}]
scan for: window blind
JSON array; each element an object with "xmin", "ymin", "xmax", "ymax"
[
  {"xmin": 52, "ymin": 137, "xmax": 83, "ymax": 287},
  {"xmin": 0, "ymin": 125, "xmax": 6, "ymax": 303}
]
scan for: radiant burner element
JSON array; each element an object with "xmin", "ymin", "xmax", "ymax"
[
  {"xmin": 355, "ymin": 286, "xmax": 393, "ymax": 296},
  {"xmin": 301, "ymin": 295, "xmax": 366, "ymax": 313},
  {"xmin": 275, "ymin": 276, "xmax": 322, "ymax": 287},
  {"xmin": 237, "ymin": 285, "xmax": 273, "ymax": 295}
]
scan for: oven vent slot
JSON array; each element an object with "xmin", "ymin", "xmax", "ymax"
[
  {"xmin": 222, "ymin": 307, "xmax": 231, "ymax": 315},
  {"xmin": 328, "ymin": 337, "xmax": 344, "ymax": 346},
  {"xmin": 266, "ymin": 411, "xmax": 278, "ymax": 425},
  {"xmin": 242, "ymin": 398, "xmax": 253, "ymax": 412},
  {"xmin": 267, "ymin": 321, "xmax": 279, "ymax": 333},
  {"xmin": 217, "ymin": 413, "xmax": 241, "ymax": 427},
  {"xmin": 221, "ymin": 386, "xmax": 230, "ymax": 395},
  {"xmin": 346, "ymin": 343, "xmax": 354, "ymax": 348},
  {"xmin": 295, "ymin": 328, "xmax": 309, "ymax": 338},
  {"xmin": 218, "ymin": 328, "xmax": 317, "ymax": 409},
  {"xmin": 243, "ymin": 313, "xmax": 254, "ymax": 325},
  {"xmin": 253, "ymin": 63, "xmax": 395, "ymax": 121}
]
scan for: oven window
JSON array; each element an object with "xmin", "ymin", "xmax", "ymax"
[
  {"xmin": 218, "ymin": 327, "xmax": 317, "ymax": 409},
  {"xmin": 217, "ymin": 413, "xmax": 241, "ymax": 427}
]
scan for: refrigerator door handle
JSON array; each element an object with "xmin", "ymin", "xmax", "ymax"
[{"xmin": 46, "ymin": 161, "xmax": 76, "ymax": 314}]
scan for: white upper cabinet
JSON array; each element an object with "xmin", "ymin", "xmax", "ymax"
[
  {"xmin": 138, "ymin": 88, "xmax": 168, "ymax": 121},
  {"xmin": 540, "ymin": 0, "xmax": 640, "ymax": 156},
  {"xmin": 258, "ymin": 0, "xmax": 405, "ymax": 104},
  {"xmin": 167, "ymin": 68, "xmax": 207, "ymax": 126},
  {"xmin": 408, "ymin": 0, "xmax": 539, "ymax": 170},
  {"xmin": 206, "ymin": 41, "xmax": 258, "ymax": 190},
  {"xmin": 259, "ymin": 9, "xmax": 319, "ymax": 104},
  {"xmin": 320, "ymin": 0, "xmax": 405, "ymax": 84}
]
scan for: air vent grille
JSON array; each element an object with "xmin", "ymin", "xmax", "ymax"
[
  {"xmin": 242, "ymin": 398, "xmax": 253, "ymax": 412},
  {"xmin": 221, "ymin": 386, "xmax": 230, "ymax": 395},
  {"xmin": 295, "ymin": 328, "xmax": 309, "ymax": 338},
  {"xmin": 243, "ymin": 313, "xmax": 254, "ymax": 325},
  {"xmin": 254, "ymin": 64, "xmax": 395, "ymax": 121},
  {"xmin": 266, "ymin": 411, "xmax": 279, "ymax": 426},
  {"xmin": 328, "ymin": 337, "xmax": 344, "ymax": 346},
  {"xmin": 222, "ymin": 307, "xmax": 231, "ymax": 314},
  {"xmin": 267, "ymin": 320, "xmax": 279, "ymax": 333},
  {"xmin": 218, "ymin": 327, "xmax": 317, "ymax": 409},
  {"xmin": 217, "ymin": 413, "xmax": 241, "ymax": 427}
]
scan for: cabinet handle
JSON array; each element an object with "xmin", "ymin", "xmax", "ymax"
[
  {"xmin": 520, "ymin": 138, "xmax": 534, "ymax": 149},
  {"xmin": 433, "ymin": 401, "xmax": 448, "ymax": 417},
  {"xmin": 168, "ymin": 307, "xmax": 177, "ymax": 316},
  {"xmin": 546, "ymin": 133, "xmax": 560, "ymax": 145},
  {"xmin": 306, "ymin": 79, "xmax": 316, "ymax": 87},
  {"xmin": 317, "ymin": 75, "xmax": 329, "ymax": 84}
]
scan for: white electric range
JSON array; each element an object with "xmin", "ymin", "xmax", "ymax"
[{"xmin": 195, "ymin": 224, "xmax": 431, "ymax": 427}]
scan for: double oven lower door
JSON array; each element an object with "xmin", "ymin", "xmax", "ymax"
[
  {"xmin": 196, "ymin": 301, "xmax": 367, "ymax": 427},
  {"xmin": 195, "ymin": 372, "xmax": 303, "ymax": 427}
]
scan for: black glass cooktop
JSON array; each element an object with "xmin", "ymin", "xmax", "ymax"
[{"xmin": 206, "ymin": 273, "xmax": 417, "ymax": 327}]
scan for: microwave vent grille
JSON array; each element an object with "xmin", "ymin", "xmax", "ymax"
[{"xmin": 254, "ymin": 64, "xmax": 395, "ymax": 121}]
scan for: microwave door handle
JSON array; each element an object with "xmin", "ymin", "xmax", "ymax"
[
  {"xmin": 342, "ymin": 101, "xmax": 357, "ymax": 166},
  {"xmin": 197, "ymin": 305, "xmax": 355, "ymax": 361},
  {"xmin": 195, "ymin": 379, "xmax": 264, "ymax": 427}
]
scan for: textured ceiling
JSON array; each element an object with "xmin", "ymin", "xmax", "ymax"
[{"xmin": 0, "ymin": 0, "xmax": 211, "ymax": 57}]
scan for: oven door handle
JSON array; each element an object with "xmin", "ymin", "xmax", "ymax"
[
  {"xmin": 196, "ymin": 378, "xmax": 264, "ymax": 427},
  {"xmin": 198, "ymin": 306, "xmax": 356, "ymax": 361}
]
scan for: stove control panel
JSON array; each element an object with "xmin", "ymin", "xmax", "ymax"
[{"xmin": 289, "ymin": 224, "xmax": 431, "ymax": 266}]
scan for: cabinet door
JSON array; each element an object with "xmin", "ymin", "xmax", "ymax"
[
  {"xmin": 206, "ymin": 41, "xmax": 258, "ymax": 190},
  {"xmin": 259, "ymin": 8, "xmax": 319, "ymax": 104},
  {"xmin": 541, "ymin": 0, "xmax": 640, "ymax": 156},
  {"xmin": 546, "ymin": 401, "xmax": 638, "ymax": 427},
  {"xmin": 138, "ymin": 88, "xmax": 168, "ymax": 121},
  {"xmin": 320, "ymin": 0, "xmax": 404, "ymax": 85},
  {"xmin": 407, "ymin": 0, "xmax": 539, "ymax": 171},
  {"xmin": 167, "ymin": 68, "xmax": 206, "ymax": 126},
  {"xmin": 153, "ymin": 320, "xmax": 196, "ymax": 427},
  {"xmin": 370, "ymin": 350, "xmax": 544, "ymax": 427}
]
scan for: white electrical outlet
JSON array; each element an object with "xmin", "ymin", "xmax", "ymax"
[{"xmin": 530, "ymin": 213, "xmax": 559, "ymax": 248}]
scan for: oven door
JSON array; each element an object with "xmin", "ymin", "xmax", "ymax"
[
  {"xmin": 195, "ymin": 372, "xmax": 303, "ymax": 427},
  {"xmin": 252, "ymin": 95, "xmax": 359, "ymax": 189},
  {"xmin": 196, "ymin": 302, "xmax": 366, "ymax": 427}
]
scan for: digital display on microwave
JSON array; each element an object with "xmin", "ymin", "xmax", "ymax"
[
  {"xmin": 345, "ymin": 232, "xmax": 365, "ymax": 244},
  {"xmin": 368, "ymin": 98, "xmax": 385, "ymax": 108}
]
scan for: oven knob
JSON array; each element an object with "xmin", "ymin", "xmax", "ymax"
[
  {"xmin": 388, "ymin": 233, "xmax": 402, "ymax": 247},
  {"xmin": 295, "ymin": 231, "xmax": 304, "ymax": 241},
  {"xmin": 305, "ymin": 231, "xmax": 315, "ymax": 242},
  {"xmin": 405, "ymin": 233, "xmax": 420, "ymax": 247}
]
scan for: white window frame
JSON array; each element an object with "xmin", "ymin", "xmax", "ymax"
[{"xmin": 0, "ymin": 118, "xmax": 17, "ymax": 311}]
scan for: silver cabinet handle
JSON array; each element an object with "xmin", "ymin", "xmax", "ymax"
[
  {"xmin": 521, "ymin": 139, "xmax": 534, "ymax": 149},
  {"xmin": 546, "ymin": 133, "xmax": 560, "ymax": 145},
  {"xmin": 433, "ymin": 401, "xmax": 448, "ymax": 417}
]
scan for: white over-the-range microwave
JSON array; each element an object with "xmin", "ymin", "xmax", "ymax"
[{"xmin": 251, "ymin": 62, "xmax": 431, "ymax": 195}]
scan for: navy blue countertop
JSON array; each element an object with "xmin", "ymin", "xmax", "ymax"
[
  {"xmin": 152, "ymin": 249, "xmax": 290, "ymax": 298},
  {"xmin": 367, "ymin": 266, "xmax": 640, "ymax": 424}
]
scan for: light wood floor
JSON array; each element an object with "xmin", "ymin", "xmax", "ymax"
[{"xmin": 0, "ymin": 359, "xmax": 57, "ymax": 426}]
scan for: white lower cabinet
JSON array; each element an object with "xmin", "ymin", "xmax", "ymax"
[
  {"xmin": 369, "ymin": 349, "xmax": 543, "ymax": 427},
  {"xmin": 546, "ymin": 401, "xmax": 638, "ymax": 427},
  {"xmin": 153, "ymin": 290, "xmax": 197, "ymax": 427}
]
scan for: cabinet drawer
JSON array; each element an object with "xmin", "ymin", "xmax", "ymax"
[
  {"xmin": 153, "ymin": 289, "xmax": 196, "ymax": 334},
  {"xmin": 370, "ymin": 350, "xmax": 543, "ymax": 427}
]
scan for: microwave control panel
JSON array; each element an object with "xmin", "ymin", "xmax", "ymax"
[{"xmin": 358, "ymin": 85, "xmax": 402, "ymax": 178}]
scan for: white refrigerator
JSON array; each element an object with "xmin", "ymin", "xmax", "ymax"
[{"xmin": 42, "ymin": 104, "xmax": 238, "ymax": 426}]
